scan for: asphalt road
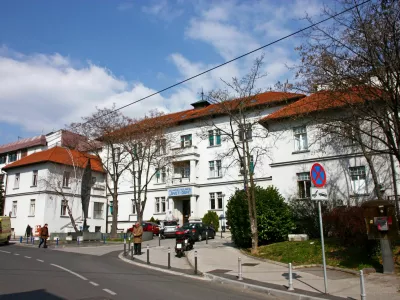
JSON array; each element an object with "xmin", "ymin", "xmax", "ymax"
[{"xmin": 0, "ymin": 243, "xmax": 278, "ymax": 300}]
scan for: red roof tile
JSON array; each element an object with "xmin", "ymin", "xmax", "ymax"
[
  {"xmin": 261, "ymin": 88, "xmax": 381, "ymax": 122},
  {"xmin": 2, "ymin": 146, "xmax": 105, "ymax": 173},
  {"xmin": 0, "ymin": 135, "xmax": 47, "ymax": 155}
]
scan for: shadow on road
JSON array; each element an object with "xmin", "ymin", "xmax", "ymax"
[{"xmin": 0, "ymin": 289, "xmax": 64, "ymax": 299}]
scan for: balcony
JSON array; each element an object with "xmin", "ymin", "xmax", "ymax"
[
  {"xmin": 171, "ymin": 177, "xmax": 191, "ymax": 185},
  {"xmin": 170, "ymin": 145, "xmax": 199, "ymax": 161}
]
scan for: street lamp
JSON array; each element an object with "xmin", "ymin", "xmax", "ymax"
[{"xmin": 222, "ymin": 193, "xmax": 226, "ymax": 232}]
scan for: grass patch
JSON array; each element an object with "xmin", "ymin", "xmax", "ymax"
[{"xmin": 247, "ymin": 239, "xmax": 385, "ymax": 271}]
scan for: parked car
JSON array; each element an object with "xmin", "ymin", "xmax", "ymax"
[
  {"xmin": 180, "ymin": 222, "xmax": 215, "ymax": 241},
  {"xmin": 142, "ymin": 222, "xmax": 160, "ymax": 236},
  {"xmin": 160, "ymin": 220, "xmax": 179, "ymax": 238}
]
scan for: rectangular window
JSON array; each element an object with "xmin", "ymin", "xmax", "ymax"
[
  {"xmin": 155, "ymin": 197, "xmax": 160, "ymax": 213},
  {"xmin": 21, "ymin": 149, "xmax": 28, "ymax": 158},
  {"xmin": 210, "ymin": 193, "xmax": 223, "ymax": 210},
  {"xmin": 209, "ymin": 160, "xmax": 222, "ymax": 178},
  {"xmin": 131, "ymin": 200, "xmax": 136, "ymax": 214},
  {"xmin": 161, "ymin": 197, "xmax": 166, "ymax": 213},
  {"xmin": 0, "ymin": 156, "xmax": 6, "ymax": 164},
  {"xmin": 29, "ymin": 199, "xmax": 35, "ymax": 216},
  {"xmin": 293, "ymin": 126, "xmax": 308, "ymax": 151},
  {"xmin": 209, "ymin": 129, "xmax": 222, "ymax": 146},
  {"xmin": 350, "ymin": 166, "xmax": 366, "ymax": 195},
  {"xmin": 156, "ymin": 139, "xmax": 167, "ymax": 155},
  {"xmin": 155, "ymin": 167, "xmax": 166, "ymax": 183},
  {"xmin": 239, "ymin": 124, "xmax": 252, "ymax": 141},
  {"xmin": 32, "ymin": 170, "xmax": 38, "ymax": 186},
  {"xmin": 297, "ymin": 172, "xmax": 311, "ymax": 199},
  {"xmin": 93, "ymin": 202, "xmax": 104, "ymax": 219},
  {"xmin": 240, "ymin": 156, "xmax": 254, "ymax": 174},
  {"xmin": 61, "ymin": 200, "xmax": 68, "ymax": 216},
  {"xmin": 181, "ymin": 134, "xmax": 192, "ymax": 148},
  {"xmin": 62, "ymin": 171, "xmax": 70, "ymax": 188},
  {"xmin": 14, "ymin": 173, "xmax": 20, "ymax": 189},
  {"xmin": 208, "ymin": 130, "xmax": 214, "ymax": 146},
  {"xmin": 12, "ymin": 201, "xmax": 17, "ymax": 217},
  {"xmin": 109, "ymin": 201, "xmax": 114, "ymax": 215},
  {"xmin": 8, "ymin": 152, "xmax": 17, "ymax": 163}
]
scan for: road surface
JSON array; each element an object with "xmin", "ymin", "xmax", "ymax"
[{"xmin": 0, "ymin": 243, "xmax": 278, "ymax": 300}]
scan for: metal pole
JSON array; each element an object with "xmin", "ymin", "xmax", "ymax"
[
  {"xmin": 128, "ymin": 236, "xmax": 131, "ymax": 253},
  {"xmin": 77, "ymin": 237, "xmax": 80, "ymax": 246},
  {"xmin": 238, "ymin": 257, "xmax": 243, "ymax": 280},
  {"xmin": 26, "ymin": 236, "xmax": 28, "ymax": 244},
  {"xmin": 221, "ymin": 230, "xmax": 222, "ymax": 239},
  {"xmin": 360, "ymin": 270, "xmax": 366, "ymax": 300},
  {"xmin": 168, "ymin": 247, "xmax": 171, "ymax": 269},
  {"xmin": 194, "ymin": 250, "xmax": 198, "ymax": 275},
  {"xmin": 206, "ymin": 231, "xmax": 208, "ymax": 244},
  {"xmin": 56, "ymin": 238, "xmax": 59, "ymax": 247},
  {"xmin": 20, "ymin": 236, "xmax": 22, "ymax": 243},
  {"xmin": 131, "ymin": 244, "xmax": 134, "ymax": 260},
  {"xmin": 159, "ymin": 234, "xmax": 161, "ymax": 246},
  {"xmin": 147, "ymin": 245, "xmax": 150, "ymax": 264},
  {"xmin": 288, "ymin": 263, "xmax": 294, "ymax": 291},
  {"xmin": 124, "ymin": 238, "xmax": 127, "ymax": 256},
  {"xmin": 31, "ymin": 237, "xmax": 34, "ymax": 245},
  {"xmin": 318, "ymin": 201, "xmax": 328, "ymax": 294}
]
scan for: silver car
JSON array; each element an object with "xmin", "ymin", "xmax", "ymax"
[{"xmin": 160, "ymin": 220, "xmax": 179, "ymax": 238}]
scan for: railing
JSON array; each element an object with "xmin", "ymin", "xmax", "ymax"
[{"xmin": 171, "ymin": 177, "xmax": 190, "ymax": 185}]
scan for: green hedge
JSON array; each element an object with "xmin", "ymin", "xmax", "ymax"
[{"xmin": 202, "ymin": 211, "xmax": 220, "ymax": 232}]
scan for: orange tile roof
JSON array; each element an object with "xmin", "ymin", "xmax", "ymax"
[
  {"xmin": 116, "ymin": 91, "xmax": 305, "ymax": 136},
  {"xmin": 261, "ymin": 87, "xmax": 381, "ymax": 122},
  {"xmin": 2, "ymin": 146, "xmax": 105, "ymax": 173}
]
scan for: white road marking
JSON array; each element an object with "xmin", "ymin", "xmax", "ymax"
[
  {"xmin": 103, "ymin": 289, "xmax": 117, "ymax": 296},
  {"xmin": 89, "ymin": 281, "xmax": 99, "ymax": 286},
  {"xmin": 24, "ymin": 256, "xmax": 31, "ymax": 259},
  {"xmin": 14, "ymin": 253, "xmax": 20, "ymax": 256},
  {"xmin": 0, "ymin": 250, "xmax": 11, "ymax": 254},
  {"xmin": 37, "ymin": 259, "xmax": 44, "ymax": 262},
  {"xmin": 50, "ymin": 264, "xmax": 88, "ymax": 281}
]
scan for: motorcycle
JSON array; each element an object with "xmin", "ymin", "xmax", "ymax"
[{"xmin": 175, "ymin": 229, "xmax": 194, "ymax": 258}]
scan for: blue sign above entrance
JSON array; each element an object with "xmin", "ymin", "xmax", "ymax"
[{"xmin": 168, "ymin": 187, "xmax": 193, "ymax": 197}]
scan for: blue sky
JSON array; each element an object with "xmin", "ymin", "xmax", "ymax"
[{"xmin": 0, "ymin": 0, "xmax": 324, "ymax": 145}]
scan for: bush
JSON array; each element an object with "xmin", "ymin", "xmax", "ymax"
[
  {"xmin": 202, "ymin": 211, "xmax": 220, "ymax": 232},
  {"xmin": 226, "ymin": 186, "xmax": 294, "ymax": 248},
  {"xmin": 149, "ymin": 216, "xmax": 156, "ymax": 223}
]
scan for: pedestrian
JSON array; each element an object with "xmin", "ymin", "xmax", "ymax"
[
  {"xmin": 25, "ymin": 224, "xmax": 32, "ymax": 238},
  {"xmin": 38, "ymin": 223, "xmax": 49, "ymax": 248},
  {"xmin": 132, "ymin": 222, "xmax": 143, "ymax": 255}
]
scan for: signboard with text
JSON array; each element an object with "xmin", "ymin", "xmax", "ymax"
[{"xmin": 168, "ymin": 187, "xmax": 193, "ymax": 197}]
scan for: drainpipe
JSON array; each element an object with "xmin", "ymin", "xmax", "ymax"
[{"xmin": 390, "ymin": 154, "xmax": 399, "ymax": 218}]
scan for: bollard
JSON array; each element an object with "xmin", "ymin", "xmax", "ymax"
[
  {"xmin": 194, "ymin": 250, "xmax": 198, "ymax": 275},
  {"xmin": 26, "ymin": 236, "xmax": 29, "ymax": 244},
  {"xmin": 159, "ymin": 234, "xmax": 161, "ymax": 246},
  {"xmin": 124, "ymin": 238, "xmax": 127, "ymax": 256},
  {"xmin": 288, "ymin": 263, "xmax": 294, "ymax": 291},
  {"xmin": 130, "ymin": 244, "xmax": 134, "ymax": 260},
  {"xmin": 147, "ymin": 245, "xmax": 150, "ymax": 264},
  {"xmin": 128, "ymin": 237, "xmax": 131, "ymax": 253},
  {"xmin": 238, "ymin": 257, "xmax": 243, "ymax": 280},
  {"xmin": 56, "ymin": 238, "xmax": 59, "ymax": 247},
  {"xmin": 221, "ymin": 230, "xmax": 223, "ymax": 239},
  {"xmin": 168, "ymin": 247, "xmax": 171, "ymax": 269},
  {"xmin": 104, "ymin": 236, "xmax": 106, "ymax": 244},
  {"xmin": 360, "ymin": 270, "xmax": 366, "ymax": 300},
  {"xmin": 20, "ymin": 236, "xmax": 22, "ymax": 243},
  {"xmin": 31, "ymin": 237, "xmax": 34, "ymax": 245},
  {"xmin": 77, "ymin": 237, "xmax": 80, "ymax": 246},
  {"xmin": 206, "ymin": 231, "xmax": 208, "ymax": 244}
]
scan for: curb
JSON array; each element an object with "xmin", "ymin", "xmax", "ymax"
[
  {"xmin": 203, "ymin": 273, "xmax": 333, "ymax": 300},
  {"xmin": 239, "ymin": 249, "xmax": 371, "ymax": 275},
  {"xmin": 118, "ymin": 252, "xmax": 208, "ymax": 281}
]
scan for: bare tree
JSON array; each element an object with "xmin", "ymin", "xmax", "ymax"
[
  {"xmin": 291, "ymin": 0, "xmax": 400, "ymax": 204},
  {"xmin": 40, "ymin": 163, "xmax": 81, "ymax": 232},
  {"xmin": 199, "ymin": 56, "xmax": 296, "ymax": 253},
  {"xmin": 118, "ymin": 111, "xmax": 179, "ymax": 223},
  {"xmin": 69, "ymin": 104, "xmax": 131, "ymax": 238}
]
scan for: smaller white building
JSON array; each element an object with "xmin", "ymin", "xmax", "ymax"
[{"xmin": 2, "ymin": 146, "xmax": 107, "ymax": 236}]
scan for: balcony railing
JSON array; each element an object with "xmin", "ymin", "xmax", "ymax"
[{"xmin": 171, "ymin": 177, "xmax": 190, "ymax": 185}]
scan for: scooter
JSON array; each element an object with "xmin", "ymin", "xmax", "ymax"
[{"xmin": 175, "ymin": 229, "xmax": 194, "ymax": 258}]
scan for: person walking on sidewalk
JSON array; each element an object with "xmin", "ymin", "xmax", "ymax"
[
  {"xmin": 38, "ymin": 223, "xmax": 49, "ymax": 248},
  {"xmin": 132, "ymin": 222, "xmax": 143, "ymax": 255}
]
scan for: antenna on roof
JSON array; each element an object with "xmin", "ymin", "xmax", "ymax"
[
  {"xmin": 17, "ymin": 136, "xmax": 22, "ymax": 140},
  {"xmin": 201, "ymin": 88, "xmax": 204, "ymax": 101}
]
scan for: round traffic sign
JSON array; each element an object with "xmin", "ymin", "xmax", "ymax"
[{"xmin": 310, "ymin": 163, "xmax": 326, "ymax": 187}]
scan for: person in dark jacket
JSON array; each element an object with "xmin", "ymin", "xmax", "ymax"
[
  {"xmin": 25, "ymin": 225, "xmax": 32, "ymax": 238},
  {"xmin": 38, "ymin": 224, "xmax": 49, "ymax": 248}
]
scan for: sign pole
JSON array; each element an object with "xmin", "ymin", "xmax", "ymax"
[{"xmin": 318, "ymin": 200, "xmax": 328, "ymax": 294}]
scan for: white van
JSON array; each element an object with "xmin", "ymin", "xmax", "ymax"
[{"xmin": 0, "ymin": 216, "xmax": 11, "ymax": 244}]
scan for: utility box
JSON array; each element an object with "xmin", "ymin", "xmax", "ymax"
[{"xmin": 361, "ymin": 200, "xmax": 399, "ymax": 240}]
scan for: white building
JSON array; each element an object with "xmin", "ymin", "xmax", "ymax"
[
  {"xmin": 107, "ymin": 90, "xmax": 399, "ymax": 232},
  {"xmin": 2, "ymin": 145, "xmax": 107, "ymax": 236}
]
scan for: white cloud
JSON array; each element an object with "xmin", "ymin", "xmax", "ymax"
[
  {"xmin": 117, "ymin": 2, "xmax": 134, "ymax": 11},
  {"xmin": 142, "ymin": 0, "xmax": 184, "ymax": 22}
]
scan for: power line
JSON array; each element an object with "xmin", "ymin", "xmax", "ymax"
[{"xmin": 78, "ymin": 0, "xmax": 371, "ymax": 127}]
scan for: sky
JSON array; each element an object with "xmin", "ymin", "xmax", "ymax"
[{"xmin": 0, "ymin": 0, "xmax": 326, "ymax": 145}]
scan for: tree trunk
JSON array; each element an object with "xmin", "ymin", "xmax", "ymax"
[
  {"xmin": 248, "ymin": 157, "xmax": 258, "ymax": 254},
  {"xmin": 110, "ymin": 186, "xmax": 119, "ymax": 238},
  {"xmin": 66, "ymin": 204, "xmax": 79, "ymax": 233}
]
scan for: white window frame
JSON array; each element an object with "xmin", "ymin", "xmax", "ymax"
[
  {"xmin": 239, "ymin": 124, "xmax": 252, "ymax": 141},
  {"xmin": 61, "ymin": 199, "xmax": 68, "ymax": 216},
  {"xmin": 131, "ymin": 199, "xmax": 137, "ymax": 215},
  {"xmin": 350, "ymin": 166, "xmax": 367, "ymax": 195},
  {"xmin": 156, "ymin": 139, "xmax": 167, "ymax": 155},
  {"xmin": 293, "ymin": 126, "xmax": 308, "ymax": 152},
  {"xmin": 209, "ymin": 192, "xmax": 223, "ymax": 210},
  {"xmin": 209, "ymin": 160, "xmax": 222, "ymax": 178},
  {"xmin": 297, "ymin": 172, "xmax": 311, "ymax": 199},
  {"xmin": 93, "ymin": 202, "xmax": 104, "ymax": 219},
  {"xmin": 11, "ymin": 201, "xmax": 17, "ymax": 217},
  {"xmin": 62, "ymin": 171, "xmax": 70, "ymax": 188},
  {"xmin": 181, "ymin": 134, "xmax": 192, "ymax": 148},
  {"xmin": 32, "ymin": 170, "xmax": 38, "ymax": 187},
  {"xmin": 14, "ymin": 173, "xmax": 20, "ymax": 189},
  {"xmin": 156, "ymin": 167, "xmax": 166, "ymax": 183},
  {"xmin": 161, "ymin": 197, "xmax": 166, "ymax": 213},
  {"xmin": 29, "ymin": 199, "xmax": 35, "ymax": 216},
  {"xmin": 155, "ymin": 197, "xmax": 160, "ymax": 213}
]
